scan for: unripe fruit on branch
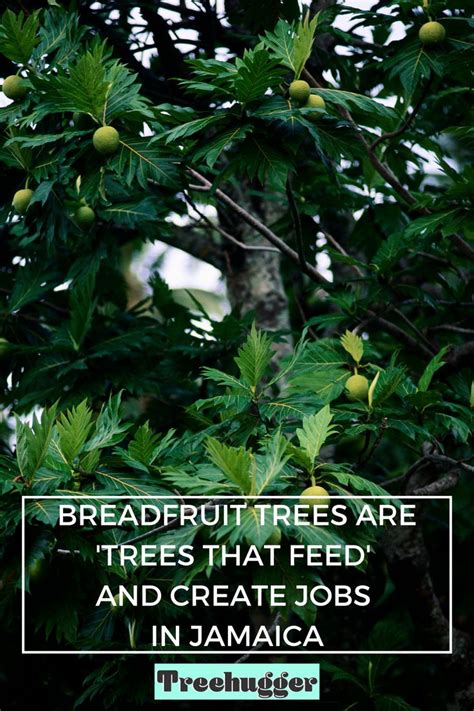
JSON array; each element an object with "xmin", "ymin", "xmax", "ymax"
[
  {"xmin": 289, "ymin": 80, "xmax": 311, "ymax": 104},
  {"xmin": 74, "ymin": 205, "xmax": 96, "ymax": 229},
  {"xmin": 300, "ymin": 485, "xmax": 330, "ymax": 507},
  {"xmin": 419, "ymin": 21, "xmax": 446, "ymax": 45},
  {"xmin": 345, "ymin": 374, "xmax": 369, "ymax": 401},
  {"xmin": 305, "ymin": 94, "xmax": 326, "ymax": 121},
  {"xmin": 12, "ymin": 188, "xmax": 33, "ymax": 215},
  {"xmin": 2, "ymin": 75, "xmax": 27, "ymax": 100},
  {"xmin": 92, "ymin": 126, "xmax": 120, "ymax": 155}
]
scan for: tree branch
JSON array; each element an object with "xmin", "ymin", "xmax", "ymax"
[
  {"xmin": 391, "ymin": 307, "xmax": 436, "ymax": 354},
  {"xmin": 413, "ymin": 469, "xmax": 459, "ymax": 496},
  {"xmin": 302, "ymin": 68, "xmax": 474, "ymax": 262},
  {"xmin": 428, "ymin": 324, "xmax": 474, "ymax": 335},
  {"xmin": 187, "ymin": 168, "xmax": 330, "ymax": 285},
  {"xmin": 370, "ymin": 78, "xmax": 432, "ymax": 151},
  {"xmin": 318, "ymin": 227, "xmax": 365, "ymax": 278},
  {"xmin": 424, "ymin": 454, "xmax": 474, "ymax": 475},
  {"xmin": 381, "ymin": 453, "xmax": 474, "ymax": 489},
  {"xmin": 184, "ymin": 193, "xmax": 280, "ymax": 254},
  {"xmin": 366, "ymin": 312, "xmax": 435, "ymax": 359}
]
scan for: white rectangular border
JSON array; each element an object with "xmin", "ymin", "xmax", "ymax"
[{"xmin": 21, "ymin": 495, "xmax": 453, "ymax": 656}]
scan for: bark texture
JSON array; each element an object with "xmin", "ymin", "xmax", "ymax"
[{"xmin": 218, "ymin": 183, "xmax": 293, "ymax": 360}]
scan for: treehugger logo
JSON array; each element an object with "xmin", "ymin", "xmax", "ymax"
[{"xmin": 154, "ymin": 664, "xmax": 320, "ymax": 700}]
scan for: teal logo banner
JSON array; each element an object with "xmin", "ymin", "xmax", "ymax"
[{"xmin": 154, "ymin": 663, "xmax": 320, "ymax": 700}]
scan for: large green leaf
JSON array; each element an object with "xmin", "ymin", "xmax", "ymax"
[
  {"xmin": 201, "ymin": 367, "xmax": 251, "ymax": 394},
  {"xmin": 101, "ymin": 197, "xmax": 159, "ymax": 226},
  {"xmin": 296, "ymin": 405, "xmax": 338, "ymax": 472},
  {"xmin": 193, "ymin": 124, "xmax": 253, "ymax": 167},
  {"xmin": 234, "ymin": 48, "xmax": 284, "ymax": 103},
  {"xmin": 205, "ymin": 437, "xmax": 253, "ymax": 493},
  {"xmin": 35, "ymin": 8, "xmax": 87, "ymax": 65},
  {"xmin": 215, "ymin": 504, "xmax": 276, "ymax": 547},
  {"xmin": 56, "ymin": 400, "xmax": 94, "ymax": 466},
  {"xmin": 385, "ymin": 40, "xmax": 444, "ymax": 97},
  {"xmin": 0, "ymin": 9, "xmax": 40, "ymax": 64},
  {"xmin": 255, "ymin": 432, "xmax": 289, "ymax": 494},
  {"xmin": 15, "ymin": 403, "xmax": 58, "ymax": 482},
  {"xmin": 33, "ymin": 42, "xmax": 110, "ymax": 118},
  {"xmin": 313, "ymin": 88, "xmax": 398, "ymax": 123},
  {"xmin": 340, "ymin": 330, "xmax": 364, "ymax": 365},
  {"xmin": 418, "ymin": 347, "xmax": 449, "ymax": 392},
  {"xmin": 116, "ymin": 426, "xmax": 175, "ymax": 472},
  {"xmin": 111, "ymin": 137, "xmax": 179, "ymax": 189},
  {"xmin": 234, "ymin": 322, "xmax": 274, "ymax": 390},
  {"xmin": 164, "ymin": 113, "xmax": 228, "ymax": 144},
  {"xmin": 8, "ymin": 264, "xmax": 58, "ymax": 312},
  {"xmin": 326, "ymin": 470, "xmax": 395, "ymax": 501},
  {"xmin": 262, "ymin": 14, "xmax": 319, "ymax": 80},
  {"xmin": 232, "ymin": 134, "xmax": 293, "ymax": 189},
  {"xmin": 82, "ymin": 393, "xmax": 130, "ymax": 452}
]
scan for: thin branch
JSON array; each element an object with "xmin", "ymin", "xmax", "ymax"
[
  {"xmin": 424, "ymin": 454, "xmax": 474, "ymax": 475},
  {"xmin": 184, "ymin": 193, "xmax": 279, "ymax": 253},
  {"xmin": 161, "ymin": 225, "xmax": 225, "ymax": 270},
  {"xmin": 428, "ymin": 324, "xmax": 474, "ymax": 335},
  {"xmin": 294, "ymin": 294, "xmax": 318, "ymax": 340},
  {"xmin": 413, "ymin": 469, "xmax": 460, "ymax": 496},
  {"xmin": 394, "ymin": 456, "xmax": 432, "ymax": 485},
  {"xmin": 303, "ymin": 69, "xmax": 414, "ymax": 205},
  {"xmin": 302, "ymin": 69, "xmax": 474, "ymax": 262},
  {"xmin": 359, "ymin": 417, "xmax": 388, "ymax": 466},
  {"xmin": 370, "ymin": 78, "xmax": 432, "ymax": 151},
  {"xmin": 450, "ymin": 234, "xmax": 474, "ymax": 261},
  {"xmin": 391, "ymin": 307, "xmax": 436, "ymax": 354},
  {"xmin": 318, "ymin": 227, "xmax": 365, "ymax": 278},
  {"xmin": 381, "ymin": 454, "xmax": 474, "ymax": 488},
  {"xmin": 408, "ymin": 249, "xmax": 452, "ymax": 266},
  {"xmin": 107, "ymin": 218, "xmax": 226, "ymax": 271},
  {"xmin": 187, "ymin": 168, "xmax": 330, "ymax": 285},
  {"xmin": 367, "ymin": 311, "xmax": 435, "ymax": 359}
]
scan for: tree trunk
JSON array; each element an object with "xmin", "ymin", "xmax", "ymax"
[{"xmin": 219, "ymin": 183, "xmax": 293, "ymax": 360}]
